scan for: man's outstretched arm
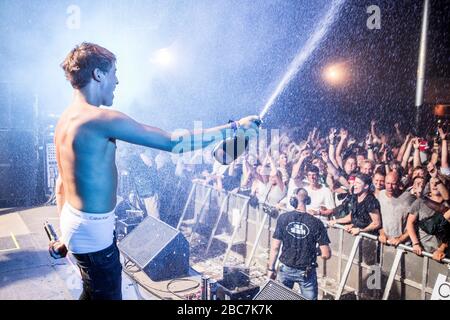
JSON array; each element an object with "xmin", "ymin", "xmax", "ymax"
[{"xmin": 101, "ymin": 110, "xmax": 259, "ymax": 153}]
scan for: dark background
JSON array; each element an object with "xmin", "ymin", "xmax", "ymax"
[{"xmin": 264, "ymin": 0, "xmax": 450, "ymax": 138}]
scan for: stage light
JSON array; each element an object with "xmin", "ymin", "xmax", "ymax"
[
  {"xmin": 150, "ymin": 48, "xmax": 175, "ymax": 68},
  {"xmin": 323, "ymin": 62, "xmax": 349, "ymax": 86}
]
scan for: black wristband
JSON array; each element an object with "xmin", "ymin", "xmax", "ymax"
[
  {"xmin": 229, "ymin": 120, "xmax": 238, "ymax": 132},
  {"xmin": 413, "ymin": 242, "xmax": 421, "ymax": 246}
]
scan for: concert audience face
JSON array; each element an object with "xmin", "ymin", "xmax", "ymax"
[
  {"xmin": 389, "ymin": 161, "xmax": 401, "ymax": 173},
  {"xmin": 344, "ymin": 157, "xmax": 357, "ymax": 176},
  {"xmin": 429, "ymin": 178, "xmax": 442, "ymax": 197},
  {"xmin": 306, "ymin": 165, "xmax": 320, "ymax": 188},
  {"xmin": 412, "ymin": 167, "xmax": 425, "ymax": 179},
  {"xmin": 353, "ymin": 176, "xmax": 367, "ymax": 195},
  {"xmin": 384, "ymin": 172, "xmax": 399, "ymax": 197},
  {"xmin": 356, "ymin": 154, "xmax": 365, "ymax": 169},
  {"xmin": 372, "ymin": 172, "xmax": 385, "ymax": 192},
  {"xmin": 411, "ymin": 176, "xmax": 425, "ymax": 198},
  {"xmin": 312, "ymin": 157, "xmax": 326, "ymax": 174},
  {"xmin": 257, "ymin": 165, "xmax": 270, "ymax": 183},
  {"xmin": 360, "ymin": 160, "xmax": 374, "ymax": 176},
  {"xmin": 279, "ymin": 153, "xmax": 288, "ymax": 167},
  {"xmin": 269, "ymin": 170, "xmax": 283, "ymax": 186}
]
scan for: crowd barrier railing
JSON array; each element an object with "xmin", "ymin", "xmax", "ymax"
[{"xmin": 177, "ymin": 181, "xmax": 450, "ymax": 300}]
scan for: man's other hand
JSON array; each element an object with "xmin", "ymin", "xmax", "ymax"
[{"xmin": 48, "ymin": 240, "xmax": 68, "ymax": 259}]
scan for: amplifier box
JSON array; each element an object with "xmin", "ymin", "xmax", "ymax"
[
  {"xmin": 223, "ymin": 265, "xmax": 250, "ymax": 289},
  {"xmin": 216, "ymin": 280, "xmax": 259, "ymax": 300}
]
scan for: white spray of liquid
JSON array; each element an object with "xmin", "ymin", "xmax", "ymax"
[{"xmin": 259, "ymin": 0, "xmax": 346, "ymax": 119}]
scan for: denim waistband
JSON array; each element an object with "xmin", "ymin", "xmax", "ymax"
[
  {"xmin": 72, "ymin": 239, "xmax": 118, "ymax": 265},
  {"xmin": 280, "ymin": 262, "xmax": 317, "ymax": 270}
]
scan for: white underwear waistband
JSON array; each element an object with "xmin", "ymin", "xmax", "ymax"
[{"xmin": 60, "ymin": 202, "xmax": 116, "ymax": 254}]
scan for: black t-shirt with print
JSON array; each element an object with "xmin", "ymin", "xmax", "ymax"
[
  {"xmin": 350, "ymin": 193, "xmax": 381, "ymax": 231},
  {"xmin": 273, "ymin": 211, "xmax": 330, "ymax": 269}
]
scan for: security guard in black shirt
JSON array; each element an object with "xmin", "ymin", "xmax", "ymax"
[{"xmin": 267, "ymin": 188, "xmax": 331, "ymax": 300}]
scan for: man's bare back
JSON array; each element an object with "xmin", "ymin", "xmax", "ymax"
[{"xmin": 55, "ymin": 103, "xmax": 119, "ymax": 213}]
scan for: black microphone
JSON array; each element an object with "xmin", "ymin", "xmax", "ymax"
[
  {"xmin": 44, "ymin": 221, "xmax": 58, "ymax": 241},
  {"xmin": 44, "ymin": 221, "xmax": 68, "ymax": 259}
]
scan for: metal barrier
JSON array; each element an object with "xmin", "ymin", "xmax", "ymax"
[
  {"xmin": 177, "ymin": 181, "xmax": 276, "ymax": 267},
  {"xmin": 178, "ymin": 181, "xmax": 450, "ymax": 300},
  {"xmin": 324, "ymin": 224, "xmax": 450, "ymax": 300}
]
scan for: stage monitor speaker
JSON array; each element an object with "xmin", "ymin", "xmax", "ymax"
[
  {"xmin": 223, "ymin": 265, "xmax": 250, "ymax": 288},
  {"xmin": 253, "ymin": 279, "xmax": 307, "ymax": 300},
  {"xmin": 118, "ymin": 216, "xmax": 189, "ymax": 281}
]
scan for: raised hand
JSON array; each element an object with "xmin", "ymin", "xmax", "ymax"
[
  {"xmin": 365, "ymin": 133, "xmax": 373, "ymax": 146},
  {"xmin": 412, "ymin": 138, "xmax": 420, "ymax": 150},
  {"xmin": 427, "ymin": 162, "xmax": 438, "ymax": 178},
  {"xmin": 339, "ymin": 128, "xmax": 348, "ymax": 139},
  {"xmin": 329, "ymin": 128, "xmax": 337, "ymax": 144},
  {"xmin": 438, "ymin": 127, "xmax": 448, "ymax": 141},
  {"xmin": 306, "ymin": 131, "xmax": 313, "ymax": 144},
  {"xmin": 348, "ymin": 137, "xmax": 356, "ymax": 146}
]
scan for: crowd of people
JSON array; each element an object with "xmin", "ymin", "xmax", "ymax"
[
  {"xmin": 117, "ymin": 120, "xmax": 450, "ymax": 262},
  {"xmin": 112, "ymin": 119, "xmax": 450, "ymax": 299},
  {"xmin": 115, "ymin": 121, "xmax": 450, "ymax": 298}
]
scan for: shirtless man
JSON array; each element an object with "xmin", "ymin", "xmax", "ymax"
[{"xmin": 52, "ymin": 42, "xmax": 260, "ymax": 300}]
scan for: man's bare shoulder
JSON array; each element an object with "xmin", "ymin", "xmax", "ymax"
[{"xmin": 57, "ymin": 104, "xmax": 129, "ymax": 129}]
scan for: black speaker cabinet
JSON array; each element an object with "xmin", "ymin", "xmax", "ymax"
[
  {"xmin": 223, "ymin": 265, "xmax": 250, "ymax": 288},
  {"xmin": 118, "ymin": 216, "xmax": 189, "ymax": 281},
  {"xmin": 216, "ymin": 280, "xmax": 260, "ymax": 300},
  {"xmin": 253, "ymin": 279, "xmax": 307, "ymax": 300}
]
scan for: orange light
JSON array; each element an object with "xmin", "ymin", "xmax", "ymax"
[{"xmin": 323, "ymin": 62, "xmax": 349, "ymax": 86}]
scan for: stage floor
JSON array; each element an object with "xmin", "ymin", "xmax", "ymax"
[
  {"xmin": 0, "ymin": 205, "xmax": 266, "ymax": 300},
  {"xmin": 0, "ymin": 205, "xmax": 165, "ymax": 300}
]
